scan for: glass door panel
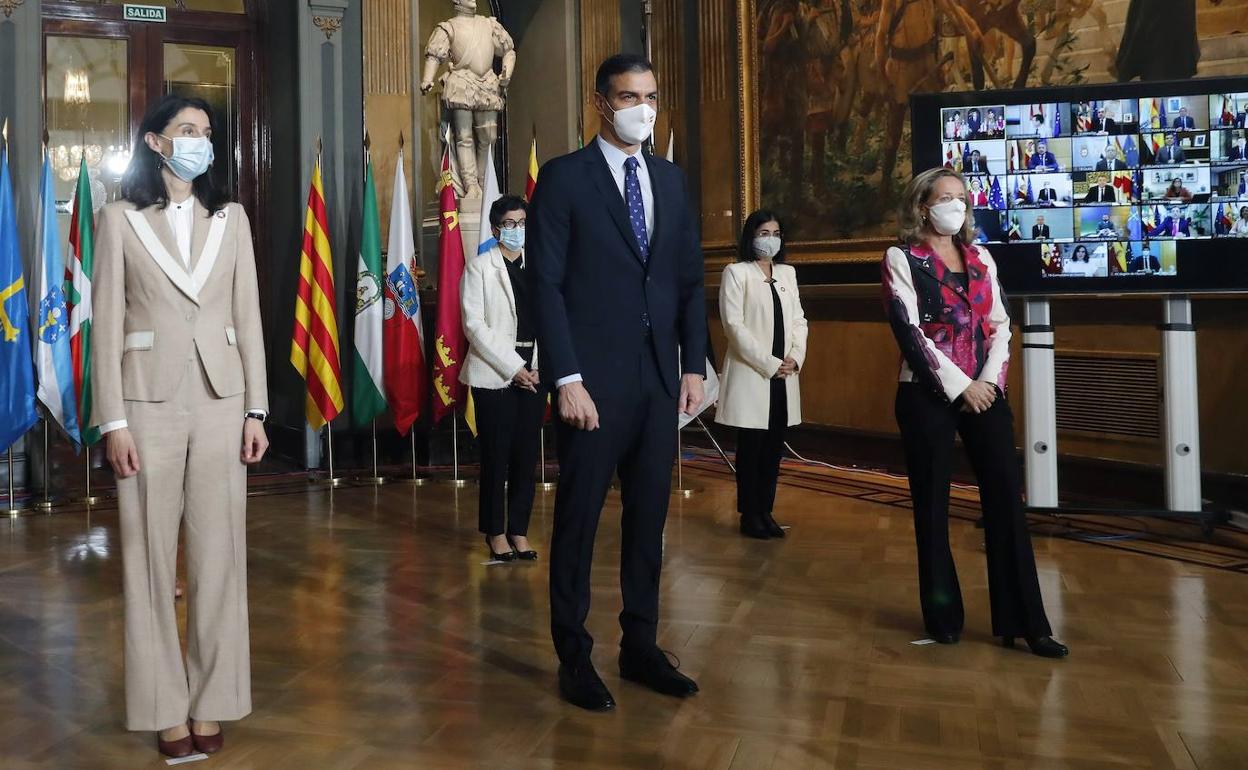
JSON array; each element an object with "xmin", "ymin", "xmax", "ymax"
[
  {"xmin": 163, "ymin": 43, "xmax": 237, "ymax": 197},
  {"xmin": 44, "ymin": 36, "xmax": 130, "ymax": 243}
]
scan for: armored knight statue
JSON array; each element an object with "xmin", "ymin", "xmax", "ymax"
[{"xmin": 420, "ymin": 0, "xmax": 516, "ymax": 199}]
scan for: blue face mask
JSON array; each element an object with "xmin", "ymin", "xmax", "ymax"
[
  {"xmin": 160, "ymin": 135, "xmax": 214, "ymax": 182},
  {"xmin": 498, "ymin": 226, "xmax": 525, "ymax": 252}
]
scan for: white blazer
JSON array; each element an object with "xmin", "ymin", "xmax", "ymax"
[
  {"xmin": 715, "ymin": 261, "xmax": 808, "ymax": 430},
  {"xmin": 459, "ymin": 246, "xmax": 537, "ymax": 390}
]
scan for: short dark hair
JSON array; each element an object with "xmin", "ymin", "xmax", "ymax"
[
  {"xmin": 488, "ymin": 194, "xmax": 527, "ymax": 228},
  {"xmin": 121, "ymin": 94, "xmax": 230, "ymax": 213},
  {"xmin": 738, "ymin": 208, "xmax": 786, "ymax": 262},
  {"xmin": 595, "ymin": 53, "xmax": 654, "ymax": 97}
]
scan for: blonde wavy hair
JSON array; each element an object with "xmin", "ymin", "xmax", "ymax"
[{"xmin": 897, "ymin": 167, "xmax": 975, "ymax": 246}]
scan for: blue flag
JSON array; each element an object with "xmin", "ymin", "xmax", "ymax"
[
  {"xmin": 1239, "ymin": 174, "xmax": 1246, "ymax": 196},
  {"xmin": 1123, "ymin": 135, "xmax": 1139, "ymax": 167},
  {"xmin": 1025, "ymin": 176, "xmax": 1035, "ymax": 204},
  {"xmin": 1128, "ymin": 209, "xmax": 1143, "ymax": 241},
  {"xmin": 1053, "ymin": 106, "xmax": 1061, "ymax": 137},
  {"xmin": 0, "ymin": 149, "xmax": 37, "ymax": 452},
  {"xmin": 34, "ymin": 155, "xmax": 80, "ymax": 446},
  {"xmin": 1215, "ymin": 203, "xmax": 1226, "ymax": 235},
  {"xmin": 1158, "ymin": 99, "xmax": 1168, "ymax": 130},
  {"xmin": 989, "ymin": 175, "xmax": 1006, "ymax": 210}
]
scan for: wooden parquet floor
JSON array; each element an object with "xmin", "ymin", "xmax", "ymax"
[{"xmin": 3, "ymin": 460, "xmax": 1248, "ymax": 770}]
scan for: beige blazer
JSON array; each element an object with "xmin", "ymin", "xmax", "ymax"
[
  {"xmin": 715, "ymin": 261, "xmax": 808, "ymax": 430},
  {"xmin": 91, "ymin": 199, "xmax": 268, "ymax": 427},
  {"xmin": 459, "ymin": 246, "xmax": 538, "ymax": 390}
]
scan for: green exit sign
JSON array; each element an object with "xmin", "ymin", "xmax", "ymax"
[{"xmin": 124, "ymin": 4, "xmax": 168, "ymax": 22}]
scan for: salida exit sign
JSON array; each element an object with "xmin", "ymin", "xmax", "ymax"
[{"xmin": 123, "ymin": 4, "xmax": 168, "ymax": 22}]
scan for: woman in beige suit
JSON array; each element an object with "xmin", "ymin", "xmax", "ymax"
[
  {"xmin": 92, "ymin": 95, "xmax": 269, "ymax": 758},
  {"xmin": 461, "ymin": 195, "xmax": 544, "ymax": 562},
  {"xmin": 716, "ymin": 210, "xmax": 808, "ymax": 539}
]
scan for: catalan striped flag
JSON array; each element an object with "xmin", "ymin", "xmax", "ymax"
[{"xmin": 291, "ymin": 158, "xmax": 344, "ymax": 430}]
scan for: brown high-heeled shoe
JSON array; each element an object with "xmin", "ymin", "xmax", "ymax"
[
  {"xmin": 157, "ymin": 724, "xmax": 194, "ymax": 758},
  {"xmin": 190, "ymin": 722, "xmax": 224, "ymax": 754}
]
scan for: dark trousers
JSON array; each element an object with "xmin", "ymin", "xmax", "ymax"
[
  {"xmin": 549, "ymin": 347, "xmax": 676, "ymax": 665},
  {"xmin": 735, "ymin": 378, "xmax": 788, "ymax": 520},
  {"xmin": 472, "ymin": 384, "xmax": 547, "ymax": 537},
  {"xmin": 895, "ymin": 383, "xmax": 1053, "ymax": 639}
]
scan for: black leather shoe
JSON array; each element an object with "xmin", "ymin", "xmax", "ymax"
[
  {"xmin": 1002, "ymin": 635, "xmax": 1069, "ymax": 658},
  {"xmin": 506, "ymin": 535, "xmax": 538, "ymax": 561},
  {"xmin": 931, "ymin": 632, "xmax": 959, "ymax": 645},
  {"xmin": 764, "ymin": 514, "xmax": 785, "ymax": 538},
  {"xmin": 619, "ymin": 647, "xmax": 699, "ymax": 698},
  {"xmin": 486, "ymin": 536, "xmax": 516, "ymax": 562},
  {"xmin": 739, "ymin": 517, "xmax": 772, "ymax": 540},
  {"xmin": 558, "ymin": 663, "xmax": 615, "ymax": 711}
]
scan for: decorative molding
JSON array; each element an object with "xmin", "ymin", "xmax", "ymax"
[
  {"xmin": 313, "ymin": 15, "xmax": 342, "ymax": 39},
  {"xmin": 1, "ymin": 0, "xmax": 25, "ymax": 20}
]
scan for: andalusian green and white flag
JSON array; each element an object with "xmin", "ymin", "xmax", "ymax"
[
  {"xmin": 68, "ymin": 156, "xmax": 98, "ymax": 445},
  {"xmin": 351, "ymin": 157, "xmax": 386, "ymax": 425}
]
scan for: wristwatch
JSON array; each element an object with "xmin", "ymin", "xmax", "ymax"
[{"xmin": 245, "ymin": 410, "xmax": 267, "ymax": 423}]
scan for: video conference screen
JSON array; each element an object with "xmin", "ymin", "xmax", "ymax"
[{"xmin": 911, "ymin": 77, "xmax": 1248, "ymax": 295}]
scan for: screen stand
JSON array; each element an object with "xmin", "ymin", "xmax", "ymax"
[
  {"xmin": 1162, "ymin": 296, "xmax": 1202, "ymax": 512},
  {"xmin": 1022, "ymin": 300, "xmax": 1058, "ymax": 508}
]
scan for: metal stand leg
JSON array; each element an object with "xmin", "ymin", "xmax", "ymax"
[
  {"xmin": 537, "ymin": 423, "xmax": 556, "ymax": 491},
  {"xmin": 672, "ymin": 426, "xmax": 700, "ymax": 497},
  {"xmin": 439, "ymin": 413, "xmax": 469, "ymax": 487},
  {"xmin": 324, "ymin": 423, "xmax": 346, "ymax": 487},
  {"xmin": 1162, "ymin": 296, "xmax": 1201, "ymax": 513},
  {"xmin": 4, "ymin": 447, "xmax": 23, "ymax": 517},
  {"xmin": 404, "ymin": 429, "xmax": 429, "ymax": 486},
  {"xmin": 695, "ymin": 416, "xmax": 735, "ymax": 473},
  {"xmin": 82, "ymin": 446, "xmax": 100, "ymax": 505},
  {"xmin": 1022, "ymin": 299, "xmax": 1058, "ymax": 508},
  {"xmin": 358, "ymin": 419, "xmax": 386, "ymax": 485},
  {"xmin": 34, "ymin": 419, "xmax": 55, "ymax": 511}
]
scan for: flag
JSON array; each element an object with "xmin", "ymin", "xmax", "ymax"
[
  {"xmin": 945, "ymin": 146, "xmax": 954, "ymax": 169},
  {"xmin": 665, "ymin": 129, "xmax": 675, "ymax": 163},
  {"xmin": 351, "ymin": 156, "xmax": 386, "ymax": 426},
  {"xmin": 383, "ymin": 150, "xmax": 428, "ymax": 436},
  {"xmin": 290, "ymin": 157, "xmax": 345, "ymax": 430},
  {"xmin": 988, "ymin": 175, "xmax": 1004, "ymax": 210},
  {"xmin": 1239, "ymin": 173, "xmax": 1246, "ymax": 196},
  {"xmin": 1076, "ymin": 102, "xmax": 1091, "ymax": 133},
  {"xmin": 34, "ymin": 154, "xmax": 80, "ymax": 447},
  {"xmin": 1222, "ymin": 96, "xmax": 1234, "ymax": 126},
  {"xmin": 431, "ymin": 145, "xmax": 468, "ymax": 425},
  {"xmin": 1128, "ymin": 209, "xmax": 1143, "ymax": 241},
  {"xmin": 67, "ymin": 155, "xmax": 98, "ymax": 446},
  {"xmin": 1053, "ymin": 106, "xmax": 1061, "ymax": 137},
  {"xmin": 524, "ymin": 137, "xmax": 539, "ymax": 201},
  {"xmin": 1012, "ymin": 175, "xmax": 1023, "ymax": 202},
  {"xmin": 1123, "ymin": 135, "xmax": 1139, "ymax": 167},
  {"xmin": 0, "ymin": 146, "xmax": 36, "ymax": 452},
  {"xmin": 1158, "ymin": 99, "xmax": 1168, "ymax": 130},
  {"xmin": 1025, "ymin": 176, "xmax": 1035, "ymax": 204},
  {"xmin": 1112, "ymin": 169, "xmax": 1134, "ymax": 201},
  {"xmin": 1215, "ymin": 203, "xmax": 1228, "ymax": 235},
  {"xmin": 1007, "ymin": 217, "xmax": 1021, "ymax": 241},
  {"xmin": 1008, "ymin": 143, "xmax": 1016, "ymax": 173}
]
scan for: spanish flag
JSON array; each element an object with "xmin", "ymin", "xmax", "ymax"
[
  {"xmin": 525, "ymin": 137, "xmax": 539, "ymax": 202},
  {"xmin": 291, "ymin": 158, "xmax": 344, "ymax": 430}
]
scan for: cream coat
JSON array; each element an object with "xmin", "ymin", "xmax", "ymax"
[
  {"xmin": 459, "ymin": 246, "xmax": 538, "ymax": 389},
  {"xmin": 715, "ymin": 260, "xmax": 808, "ymax": 430},
  {"xmin": 91, "ymin": 199, "xmax": 268, "ymax": 426}
]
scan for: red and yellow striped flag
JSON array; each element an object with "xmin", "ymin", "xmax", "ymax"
[
  {"xmin": 524, "ymin": 137, "xmax": 538, "ymax": 201},
  {"xmin": 290, "ymin": 159, "xmax": 344, "ymax": 429}
]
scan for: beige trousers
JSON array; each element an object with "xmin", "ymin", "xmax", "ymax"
[{"xmin": 118, "ymin": 355, "xmax": 250, "ymax": 731}]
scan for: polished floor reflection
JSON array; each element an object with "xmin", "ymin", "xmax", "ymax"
[{"xmin": 2, "ymin": 459, "xmax": 1248, "ymax": 769}]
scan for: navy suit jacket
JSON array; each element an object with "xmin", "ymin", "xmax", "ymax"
[{"xmin": 528, "ymin": 142, "xmax": 707, "ymax": 400}]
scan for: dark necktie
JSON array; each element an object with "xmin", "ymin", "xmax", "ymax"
[{"xmin": 624, "ymin": 157, "xmax": 650, "ymax": 262}]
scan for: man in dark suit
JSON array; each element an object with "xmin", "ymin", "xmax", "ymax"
[
  {"xmin": 1155, "ymin": 133, "xmax": 1185, "ymax": 164},
  {"xmin": 1037, "ymin": 182, "xmax": 1061, "ymax": 206},
  {"xmin": 1091, "ymin": 107, "xmax": 1117, "ymax": 134},
  {"xmin": 1149, "ymin": 207, "xmax": 1191, "ymax": 237},
  {"xmin": 1029, "ymin": 140, "xmax": 1058, "ymax": 171},
  {"xmin": 1172, "ymin": 107, "xmax": 1195, "ymax": 130},
  {"xmin": 1229, "ymin": 136, "xmax": 1248, "ymax": 161},
  {"xmin": 529, "ymin": 53, "xmax": 707, "ymax": 712},
  {"xmin": 1129, "ymin": 245, "xmax": 1161, "ymax": 272},
  {"xmin": 1084, "ymin": 177, "xmax": 1118, "ymax": 203},
  {"xmin": 1095, "ymin": 147, "xmax": 1126, "ymax": 171},
  {"xmin": 964, "ymin": 149, "xmax": 985, "ymax": 174},
  {"xmin": 966, "ymin": 108, "xmax": 982, "ymax": 138},
  {"xmin": 1031, "ymin": 215, "xmax": 1051, "ymax": 240}
]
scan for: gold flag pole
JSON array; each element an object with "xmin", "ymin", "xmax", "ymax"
[
  {"xmin": 672, "ymin": 425, "xmax": 699, "ymax": 498},
  {"xmin": 5, "ymin": 448, "xmax": 23, "ymax": 517},
  {"xmin": 359, "ymin": 419, "xmax": 385, "ymax": 485},
  {"xmin": 441, "ymin": 412, "xmax": 467, "ymax": 487},
  {"xmin": 406, "ymin": 428, "xmax": 428, "ymax": 485},
  {"xmin": 34, "ymin": 419, "xmax": 55, "ymax": 511},
  {"xmin": 537, "ymin": 423, "xmax": 555, "ymax": 491},
  {"xmin": 82, "ymin": 446, "xmax": 100, "ymax": 505},
  {"xmin": 324, "ymin": 422, "xmax": 345, "ymax": 487}
]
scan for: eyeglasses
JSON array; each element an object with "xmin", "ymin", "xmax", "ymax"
[{"xmin": 498, "ymin": 219, "xmax": 526, "ymax": 231}]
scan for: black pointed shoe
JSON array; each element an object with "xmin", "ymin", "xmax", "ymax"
[
  {"xmin": 1002, "ymin": 635, "xmax": 1069, "ymax": 658},
  {"xmin": 619, "ymin": 647, "xmax": 699, "ymax": 698},
  {"xmin": 739, "ymin": 516, "xmax": 772, "ymax": 540},
  {"xmin": 506, "ymin": 535, "xmax": 538, "ymax": 561},
  {"xmin": 558, "ymin": 662, "xmax": 616, "ymax": 711},
  {"xmin": 764, "ymin": 514, "xmax": 785, "ymax": 538},
  {"xmin": 486, "ymin": 536, "xmax": 516, "ymax": 562}
]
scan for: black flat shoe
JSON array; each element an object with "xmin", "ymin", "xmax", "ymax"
[
  {"xmin": 558, "ymin": 663, "xmax": 615, "ymax": 711},
  {"xmin": 931, "ymin": 633, "xmax": 959, "ymax": 645},
  {"xmin": 1002, "ymin": 635, "xmax": 1069, "ymax": 658},
  {"xmin": 506, "ymin": 536, "xmax": 538, "ymax": 561},
  {"xmin": 619, "ymin": 647, "xmax": 699, "ymax": 698},
  {"xmin": 764, "ymin": 514, "xmax": 785, "ymax": 538},
  {"xmin": 486, "ymin": 537, "xmax": 516, "ymax": 562},
  {"xmin": 739, "ymin": 518, "xmax": 772, "ymax": 540}
]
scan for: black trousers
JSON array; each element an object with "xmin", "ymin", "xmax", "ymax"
[
  {"xmin": 472, "ymin": 384, "xmax": 547, "ymax": 537},
  {"xmin": 735, "ymin": 377, "xmax": 788, "ymax": 519},
  {"xmin": 895, "ymin": 383, "xmax": 1053, "ymax": 639},
  {"xmin": 549, "ymin": 347, "xmax": 676, "ymax": 666}
]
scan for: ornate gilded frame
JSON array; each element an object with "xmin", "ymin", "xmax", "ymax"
[{"xmin": 734, "ymin": 0, "xmax": 892, "ymax": 264}]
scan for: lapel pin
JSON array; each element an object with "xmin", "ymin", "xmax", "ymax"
[{"xmin": 216, "ymin": 210, "xmax": 227, "ymax": 219}]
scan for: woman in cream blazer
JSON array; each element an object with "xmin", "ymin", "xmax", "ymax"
[
  {"xmin": 716, "ymin": 210, "xmax": 808, "ymax": 539},
  {"xmin": 92, "ymin": 95, "xmax": 268, "ymax": 758},
  {"xmin": 460, "ymin": 195, "xmax": 544, "ymax": 562}
]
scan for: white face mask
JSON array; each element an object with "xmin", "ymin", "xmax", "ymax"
[
  {"xmin": 927, "ymin": 198, "xmax": 967, "ymax": 236},
  {"xmin": 604, "ymin": 103, "xmax": 657, "ymax": 146},
  {"xmin": 159, "ymin": 134, "xmax": 214, "ymax": 182},
  {"xmin": 752, "ymin": 236, "xmax": 781, "ymax": 260}
]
